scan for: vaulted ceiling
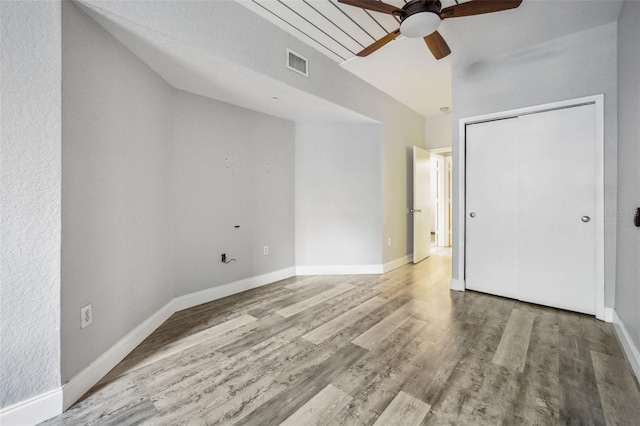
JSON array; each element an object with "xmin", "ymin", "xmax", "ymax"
[{"xmin": 236, "ymin": 0, "xmax": 623, "ymax": 116}]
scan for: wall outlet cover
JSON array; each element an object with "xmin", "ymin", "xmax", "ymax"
[{"xmin": 81, "ymin": 304, "xmax": 92, "ymax": 329}]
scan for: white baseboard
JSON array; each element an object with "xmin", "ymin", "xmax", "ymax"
[
  {"xmin": 62, "ymin": 300, "xmax": 175, "ymax": 410},
  {"xmin": 295, "ymin": 264, "xmax": 384, "ymax": 275},
  {"xmin": 60, "ymin": 267, "xmax": 295, "ymax": 413},
  {"xmin": 0, "ymin": 387, "xmax": 62, "ymax": 426},
  {"xmin": 172, "ymin": 267, "xmax": 296, "ymax": 312},
  {"xmin": 603, "ymin": 307, "xmax": 614, "ymax": 323},
  {"xmin": 450, "ymin": 278, "xmax": 465, "ymax": 292},
  {"xmin": 382, "ymin": 254, "xmax": 413, "ymax": 273},
  {"xmin": 611, "ymin": 309, "xmax": 640, "ymax": 382}
]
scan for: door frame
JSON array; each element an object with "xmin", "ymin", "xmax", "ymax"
[
  {"xmin": 452, "ymin": 94, "xmax": 605, "ymax": 321},
  {"xmin": 413, "ymin": 146, "xmax": 431, "ymax": 263},
  {"xmin": 429, "ymin": 148, "xmax": 452, "ymax": 247}
]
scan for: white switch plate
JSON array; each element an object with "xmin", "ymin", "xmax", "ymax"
[
  {"xmin": 263, "ymin": 245, "xmax": 269, "ymax": 256},
  {"xmin": 81, "ymin": 304, "xmax": 92, "ymax": 329},
  {"xmin": 388, "ymin": 238, "xmax": 392, "ymax": 246}
]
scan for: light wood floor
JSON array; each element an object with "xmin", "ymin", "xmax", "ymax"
[{"xmin": 44, "ymin": 255, "xmax": 640, "ymax": 425}]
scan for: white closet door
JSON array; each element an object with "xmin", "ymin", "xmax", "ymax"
[
  {"xmin": 517, "ymin": 105, "xmax": 596, "ymax": 314},
  {"xmin": 465, "ymin": 118, "xmax": 519, "ymax": 299}
]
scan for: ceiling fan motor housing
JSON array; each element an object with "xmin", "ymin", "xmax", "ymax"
[{"xmin": 400, "ymin": 0, "xmax": 442, "ymax": 38}]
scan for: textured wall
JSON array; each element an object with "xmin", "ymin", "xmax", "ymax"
[
  {"xmin": 295, "ymin": 123, "xmax": 382, "ymax": 267},
  {"xmin": 61, "ymin": 1, "xmax": 175, "ymax": 382},
  {"xmin": 451, "ymin": 23, "xmax": 619, "ymax": 307},
  {"xmin": 0, "ymin": 1, "xmax": 62, "ymax": 408},
  {"xmin": 616, "ymin": 1, "xmax": 640, "ymax": 353},
  {"xmin": 172, "ymin": 90, "xmax": 295, "ymax": 296}
]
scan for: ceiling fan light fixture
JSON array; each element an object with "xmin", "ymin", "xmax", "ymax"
[{"xmin": 400, "ymin": 11, "xmax": 440, "ymax": 38}]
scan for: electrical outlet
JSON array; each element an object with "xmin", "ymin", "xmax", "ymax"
[
  {"xmin": 81, "ymin": 304, "xmax": 92, "ymax": 329},
  {"xmin": 263, "ymin": 245, "xmax": 269, "ymax": 256},
  {"xmin": 221, "ymin": 253, "xmax": 227, "ymax": 263},
  {"xmin": 388, "ymin": 238, "xmax": 392, "ymax": 246}
]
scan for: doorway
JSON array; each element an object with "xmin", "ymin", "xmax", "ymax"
[{"xmin": 430, "ymin": 148, "xmax": 452, "ymax": 256}]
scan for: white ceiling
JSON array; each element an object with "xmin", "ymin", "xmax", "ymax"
[
  {"xmin": 76, "ymin": 1, "xmax": 377, "ymax": 124},
  {"xmin": 236, "ymin": 0, "xmax": 623, "ymax": 117},
  {"xmin": 78, "ymin": 0, "xmax": 623, "ymax": 122}
]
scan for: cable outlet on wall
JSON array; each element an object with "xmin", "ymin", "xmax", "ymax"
[
  {"xmin": 263, "ymin": 245, "xmax": 269, "ymax": 256},
  {"xmin": 81, "ymin": 304, "xmax": 92, "ymax": 329}
]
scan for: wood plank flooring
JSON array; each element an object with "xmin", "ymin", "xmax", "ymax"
[{"xmin": 42, "ymin": 255, "xmax": 640, "ymax": 425}]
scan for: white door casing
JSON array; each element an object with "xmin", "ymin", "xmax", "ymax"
[{"xmin": 413, "ymin": 146, "xmax": 431, "ymax": 263}]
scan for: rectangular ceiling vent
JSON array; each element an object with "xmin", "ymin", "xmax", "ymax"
[{"xmin": 287, "ymin": 49, "xmax": 309, "ymax": 78}]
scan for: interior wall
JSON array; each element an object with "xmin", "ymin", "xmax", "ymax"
[
  {"xmin": 76, "ymin": 0, "xmax": 426, "ymax": 266},
  {"xmin": 425, "ymin": 113, "xmax": 452, "ymax": 149},
  {"xmin": 295, "ymin": 123, "xmax": 382, "ymax": 267},
  {"xmin": 381, "ymin": 107, "xmax": 427, "ymax": 263},
  {"xmin": 172, "ymin": 91, "xmax": 295, "ymax": 296},
  {"xmin": 61, "ymin": 1, "xmax": 175, "ymax": 382},
  {"xmin": 0, "ymin": 0, "xmax": 62, "ymax": 409},
  {"xmin": 615, "ymin": 1, "xmax": 640, "ymax": 351},
  {"xmin": 451, "ymin": 22, "xmax": 618, "ymax": 307}
]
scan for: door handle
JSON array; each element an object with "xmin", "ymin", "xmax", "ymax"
[
  {"xmin": 410, "ymin": 209, "xmax": 422, "ymax": 213},
  {"xmin": 469, "ymin": 212, "xmax": 476, "ymax": 218},
  {"xmin": 581, "ymin": 216, "xmax": 591, "ymax": 223}
]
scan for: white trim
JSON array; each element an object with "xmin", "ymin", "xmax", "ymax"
[
  {"xmin": 604, "ymin": 307, "xmax": 614, "ymax": 323},
  {"xmin": 611, "ymin": 310, "xmax": 640, "ymax": 382},
  {"xmin": 429, "ymin": 147, "xmax": 452, "ymax": 154},
  {"xmin": 172, "ymin": 267, "xmax": 296, "ymax": 312},
  {"xmin": 61, "ymin": 267, "xmax": 295, "ymax": 412},
  {"xmin": 455, "ymin": 95, "xmax": 606, "ymax": 320},
  {"xmin": 593, "ymin": 97, "xmax": 606, "ymax": 321},
  {"xmin": 0, "ymin": 387, "xmax": 62, "ymax": 426},
  {"xmin": 62, "ymin": 300, "xmax": 175, "ymax": 410},
  {"xmin": 450, "ymin": 278, "xmax": 465, "ymax": 292},
  {"xmin": 382, "ymin": 255, "xmax": 413, "ymax": 273},
  {"xmin": 295, "ymin": 264, "xmax": 383, "ymax": 275}
]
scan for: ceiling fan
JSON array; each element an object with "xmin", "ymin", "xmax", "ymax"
[{"xmin": 337, "ymin": 0, "xmax": 523, "ymax": 59}]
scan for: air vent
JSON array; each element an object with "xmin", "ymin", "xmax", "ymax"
[{"xmin": 287, "ymin": 49, "xmax": 308, "ymax": 77}]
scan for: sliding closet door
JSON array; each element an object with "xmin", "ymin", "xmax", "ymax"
[
  {"xmin": 517, "ymin": 105, "xmax": 596, "ymax": 314},
  {"xmin": 465, "ymin": 118, "xmax": 519, "ymax": 299}
]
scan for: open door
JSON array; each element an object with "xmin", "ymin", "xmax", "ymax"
[{"xmin": 413, "ymin": 146, "xmax": 431, "ymax": 263}]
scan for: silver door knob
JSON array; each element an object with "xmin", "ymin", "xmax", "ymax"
[
  {"xmin": 469, "ymin": 212, "xmax": 476, "ymax": 218},
  {"xmin": 410, "ymin": 208, "xmax": 422, "ymax": 213},
  {"xmin": 581, "ymin": 216, "xmax": 591, "ymax": 223}
]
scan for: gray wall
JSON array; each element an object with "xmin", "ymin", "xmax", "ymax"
[
  {"xmin": 296, "ymin": 123, "xmax": 382, "ymax": 267},
  {"xmin": 61, "ymin": 1, "xmax": 175, "ymax": 382},
  {"xmin": 451, "ymin": 22, "xmax": 619, "ymax": 307},
  {"xmin": 425, "ymin": 113, "xmax": 452, "ymax": 149},
  {"xmin": 172, "ymin": 91, "xmax": 295, "ymax": 296},
  {"xmin": 79, "ymin": 0, "xmax": 426, "ymax": 265},
  {"xmin": 61, "ymin": 2, "xmax": 297, "ymax": 382},
  {"xmin": 0, "ymin": 0, "xmax": 62, "ymax": 408},
  {"xmin": 616, "ymin": 1, "xmax": 640, "ymax": 353}
]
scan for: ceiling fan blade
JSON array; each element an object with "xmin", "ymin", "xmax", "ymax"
[
  {"xmin": 357, "ymin": 29, "xmax": 401, "ymax": 57},
  {"xmin": 337, "ymin": 0, "xmax": 405, "ymax": 17},
  {"xmin": 424, "ymin": 31, "xmax": 451, "ymax": 60},
  {"xmin": 440, "ymin": 0, "xmax": 522, "ymax": 19}
]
